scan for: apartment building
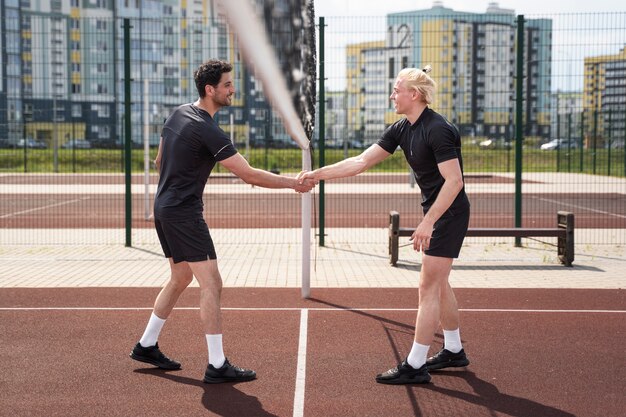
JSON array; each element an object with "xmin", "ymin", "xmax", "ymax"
[
  {"xmin": 347, "ymin": 2, "xmax": 552, "ymax": 145},
  {"xmin": 0, "ymin": 0, "xmax": 305, "ymax": 149},
  {"xmin": 584, "ymin": 46, "xmax": 626, "ymax": 147}
]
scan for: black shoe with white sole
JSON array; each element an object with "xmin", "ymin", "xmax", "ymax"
[
  {"xmin": 375, "ymin": 360, "xmax": 431, "ymax": 385},
  {"xmin": 130, "ymin": 342, "xmax": 181, "ymax": 370},
  {"xmin": 426, "ymin": 347, "xmax": 469, "ymax": 371},
  {"xmin": 203, "ymin": 358, "xmax": 256, "ymax": 384}
]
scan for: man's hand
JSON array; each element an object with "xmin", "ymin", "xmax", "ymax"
[
  {"xmin": 296, "ymin": 170, "xmax": 317, "ymax": 184},
  {"xmin": 410, "ymin": 219, "xmax": 434, "ymax": 252},
  {"xmin": 293, "ymin": 177, "xmax": 317, "ymax": 193}
]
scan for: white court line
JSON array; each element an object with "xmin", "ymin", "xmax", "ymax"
[
  {"xmin": 0, "ymin": 307, "xmax": 624, "ymax": 313},
  {"xmin": 293, "ymin": 309, "xmax": 308, "ymax": 417},
  {"xmin": 533, "ymin": 196, "xmax": 626, "ymax": 219},
  {"xmin": 0, "ymin": 196, "xmax": 90, "ymax": 219}
]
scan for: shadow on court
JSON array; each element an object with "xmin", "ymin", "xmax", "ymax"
[
  {"xmin": 134, "ymin": 369, "xmax": 280, "ymax": 417},
  {"xmin": 1, "ymin": 287, "xmax": 624, "ymax": 417},
  {"xmin": 425, "ymin": 371, "xmax": 576, "ymax": 417}
]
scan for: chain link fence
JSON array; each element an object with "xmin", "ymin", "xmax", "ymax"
[{"xmin": 1, "ymin": 8, "xmax": 625, "ymax": 246}]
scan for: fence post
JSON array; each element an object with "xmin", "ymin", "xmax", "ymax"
[
  {"xmin": 567, "ymin": 113, "xmax": 572, "ymax": 172},
  {"xmin": 124, "ymin": 18, "xmax": 132, "ymax": 247},
  {"xmin": 607, "ymin": 109, "xmax": 612, "ymax": 176},
  {"xmin": 514, "ymin": 15, "xmax": 525, "ymax": 246},
  {"xmin": 556, "ymin": 110, "xmax": 561, "ymax": 172},
  {"xmin": 318, "ymin": 16, "xmax": 326, "ymax": 247},
  {"xmin": 592, "ymin": 109, "xmax": 598, "ymax": 175},
  {"xmin": 579, "ymin": 110, "xmax": 585, "ymax": 172}
]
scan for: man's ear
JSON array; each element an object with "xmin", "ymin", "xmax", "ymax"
[{"xmin": 205, "ymin": 84, "xmax": 214, "ymax": 97}]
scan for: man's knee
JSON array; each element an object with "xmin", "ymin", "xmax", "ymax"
[
  {"xmin": 167, "ymin": 262, "xmax": 193, "ymax": 289},
  {"xmin": 188, "ymin": 260, "xmax": 222, "ymax": 291},
  {"xmin": 171, "ymin": 272, "xmax": 193, "ymax": 289}
]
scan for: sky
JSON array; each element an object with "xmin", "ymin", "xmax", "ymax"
[{"xmin": 314, "ymin": 0, "xmax": 625, "ymax": 17}]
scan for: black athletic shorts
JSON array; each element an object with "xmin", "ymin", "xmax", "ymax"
[
  {"xmin": 424, "ymin": 208, "xmax": 470, "ymax": 259},
  {"xmin": 154, "ymin": 217, "xmax": 217, "ymax": 263}
]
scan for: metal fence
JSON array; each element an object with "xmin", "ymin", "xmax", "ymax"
[{"xmin": 1, "ymin": 9, "xmax": 625, "ymax": 246}]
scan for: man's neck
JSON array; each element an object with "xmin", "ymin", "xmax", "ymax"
[
  {"xmin": 405, "ymin": 102, "xmax": 428, "ymax": 125},
  {"xmin": 194, "ymin": 98, "xmax": 219, "ymax": 118}
]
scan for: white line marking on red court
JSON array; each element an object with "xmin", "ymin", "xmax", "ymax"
[
  {"xmin": 293, "ymin": 309, "xmax": 308, "ymax": 417},
  {"xmin": 0, "ymin": 197, "xmax": 90, "ymax": 219},
  {"xmin": 533, "ymin": 196, "xmax": 626, "ymax": 218},
  {"xmin": 0, "ymin": 307, "xmax": 624, "ymax": 313}
]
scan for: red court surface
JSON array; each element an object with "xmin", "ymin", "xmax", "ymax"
[
  {"xmin": 1, "ymin": 288, "xmax": 625, "ymax": 417},
  {"xmin": 2, "ymin": 174, "xmax": 624, "ymax": 229}
]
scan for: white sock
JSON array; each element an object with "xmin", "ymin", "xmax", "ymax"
[
  {"xmin": 139, "ymin": 312, "xmax": 166, "ymax": 347},
  {"xmin": 443, "ymin": 328, "xmax": 463, "ymax": 353},
  {"xmin": 206, "ymin": 334, "xmax": 226, "ymax": 368},
  {"xmin": 406, "ymin": 341, "xmax": 430, "ymax": 369}
]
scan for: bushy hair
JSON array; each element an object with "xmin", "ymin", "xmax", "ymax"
[
  {"xmin": 194, "ymin": 60, "xmax": 233, "ymax": 98},
  {"xmin": 397, "ymin": 65, "xmax": 436, "ymax": 104}
]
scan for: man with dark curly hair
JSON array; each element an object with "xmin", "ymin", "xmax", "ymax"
[{"xmin": 130, "ymin": 59, "xmax": 316, "ymax": 383}]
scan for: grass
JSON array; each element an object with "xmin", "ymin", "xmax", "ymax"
[{"xmin": 1, "ymin": 146, "xmax": 624, "ymax": 177}]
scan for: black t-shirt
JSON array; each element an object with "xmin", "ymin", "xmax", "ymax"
[
  {"xmin": 377, "ymin": 107, "xmax": 470, "ymax": 213},
  {"xmin": 154, "ymin": 103, "xmax": 237, "ymax": 220}
]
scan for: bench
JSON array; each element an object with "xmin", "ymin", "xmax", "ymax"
[{"xmin": 388, "ymin": 210, "xmax": 575, "ymax": 267}]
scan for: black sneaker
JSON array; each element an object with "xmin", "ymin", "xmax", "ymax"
[
  {"xmin": 375, "ymin": 360, "xmax": 431, "ymax": 385},
  {"xmin": 425, "ymin": 347, "xmax": 469, "ymax": 370},
  {"xmin": 129, "ymin": 342, "xmax": 181, "ymax": 370},
  {"xmin": 203, "ymin": 358, "xmax": 257, "ymax": 384}
]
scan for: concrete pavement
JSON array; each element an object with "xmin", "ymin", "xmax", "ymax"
[{"xmin": 0, "ymin": 228, "xmax": 623, "ymax": 290}]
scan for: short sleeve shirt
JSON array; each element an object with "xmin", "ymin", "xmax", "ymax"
[
  {"xmin": 377, "ymin": 107, "xmax": 470, "ymax": 213},
  {"xmin": 154, "ymin": 103, "xmax": 237, "ymax": 220}
]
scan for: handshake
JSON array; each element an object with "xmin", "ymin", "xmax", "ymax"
[{"xmin": 292, "ymin": 170, "xmax": 319, "ymax": 193}]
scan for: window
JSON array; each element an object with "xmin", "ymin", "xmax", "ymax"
[
  {"xmin": 72, "ymin": 105, "xmax": 82, "ymax": 117},
  {"xmin": 6, "ymin": 10, "xmax": 19, "ymax": 30},
  {"xmin": 21, "ymin": 15, "xmax": 31, "ymax": 30},
  {"xmin": 92, "ymin": 104, "xmax": 110, "ymax": 118},
  {"xmin": 7, "ymin": 78, "xmax": 20, "ymax": 96},
  {"xmin": 91, "ymin": 124, "xmax": 111, "ymax": 138},
  {"xmin": 24, "ymin": 104, "xmax": 33, "ymax": 121}
]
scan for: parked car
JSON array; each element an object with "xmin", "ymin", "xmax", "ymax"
[
  {"xmin": 324, "ymin": 139, "xmax": 364, "ymax": 149},
  {"xmin": 17, "ymin": 138, "xmax": 47, "ymax": 149},
  {"xmin": 540, "ymin": 138, "xmax": 579, "ymax": 151},
  {"xmin": 478, "ymin": 138, "xmax": 512, "ymax": 150},
  {"xmin": 0, "ymin": 139, "xmax": 13, "ymax": 149},
  {"xmin": 91, "ymin": 139, "xmax": 122, "ymax": 149},
  {"xmin": 61, "ymin": 139, "xmax": 92, "ymax": 149}
]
